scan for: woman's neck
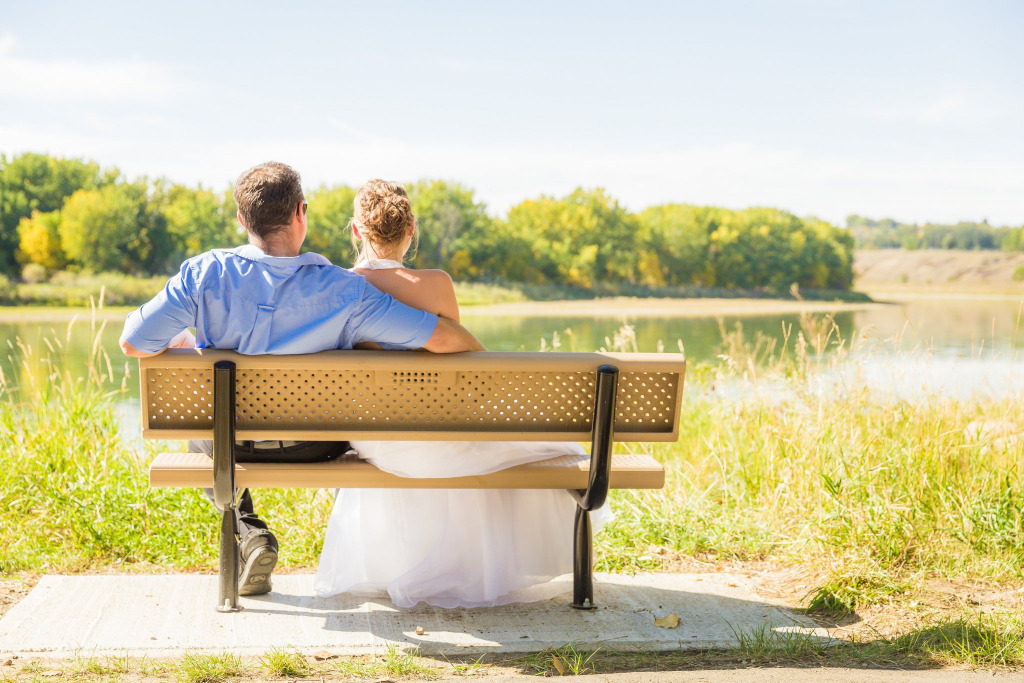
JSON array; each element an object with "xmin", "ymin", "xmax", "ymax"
[{"xmin": 359, "ymin": 248, "xmax": 404, "ymax": 263}]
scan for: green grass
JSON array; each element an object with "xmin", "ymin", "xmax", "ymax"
[
  {"xmin": 11, "ymin": 271, "xmax": 170, "ymax": 307},
  {"xmin": 454, "ymin": 281, "xmax": 529, "ymax": 306},
  {"xmin": 174, "ymin": 652, "xmax": 243, "ymax": 683},
  {"xmin": 805, "ymin": 570, "xmax": 912, "ymax": 616},
  {"xmin": 731, "ymin": 622, "xmax": 831, "ymax": 659},
  {"xmin": 258, "ymin": 648, "xmax": 310, "ymax": 677},
  {"xmin": 446, "ymin": 654, "xmax": 489, "ymax": 677},
  {"xmin": 888, "ymin": 613, "xmax": 1024, "ymax": 667},
  {"xmin": 594, "ymin": 391, "xmax": 1024, "ymax": 586},
  {"xmin": 518, "ymin": 643, "xmax": 601, "ymax": 676},
  {"xmin": 332, "ymin": 645, "xmax": 438, "ymax": 679}
]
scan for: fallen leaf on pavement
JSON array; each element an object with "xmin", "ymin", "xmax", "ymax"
[
  {"xmin": 654, "ymin": 613, "xmax": 681, "ymax": 628},
  {"xmin": 551, "ymin": 654, "xmax": 566, "ymax": 675}
]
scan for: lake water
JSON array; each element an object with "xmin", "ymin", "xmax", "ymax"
[{"xmin": 1, "ymin": 295, "xmax": 1022, "ymax": 409}]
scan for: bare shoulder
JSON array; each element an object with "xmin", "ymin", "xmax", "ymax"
[
  {"xmin": 417, "ymin": 269, "xmax": 455, "ymax": 288},
  {"xmin": 352, "ymin": 267, "xmax": 459, "ymax": 320},
  {"xmin": 351, "ymin": 267, "xmax": 451, "ymax": 289}
]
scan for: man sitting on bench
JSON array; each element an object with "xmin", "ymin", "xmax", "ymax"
[{"xmin": 120, "ymin": 161, "xmax": 484, "ymax": 595}]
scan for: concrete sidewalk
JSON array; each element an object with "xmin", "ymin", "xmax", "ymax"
[{"xmin": 0, "ymin": 572, "xmax": 828, "ymax": 658}]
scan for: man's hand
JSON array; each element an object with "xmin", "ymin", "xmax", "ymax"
[{"xmin": 423, "ymin": 317, "xmax": 486, "ymax": 353}]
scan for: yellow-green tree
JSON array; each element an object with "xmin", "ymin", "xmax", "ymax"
[
  {"xmin": 158, "ymin": 183, "xmax": 242, "ymax": 264},
  {"xmin": 0, "ymin": 153, "xmax": 113, "ymax": 273},
  {"xmin": 304, "ymin": 184, "xmax": 357, "ymax": 265},
  {"xmin": 17, "ymin": 210, "xmax": 66, "ymax": 270},
  {"xmin": 638, "ymin": 204, "xmax": 718, "ymax": 286},
  {"xmin": 501, "ymin": 188, "xmax": 637, "ymax": 288},
  {"xmin": 407, "ymin": 180, "xmax": 491, "ymax": 275},
  {"xmin": 59, "ymin": 182, "xmax": 168, "ymax": 274}
]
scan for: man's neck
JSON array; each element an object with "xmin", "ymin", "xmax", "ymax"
[{"xmin": 249, "ymin": 235, "xmax": 299, "ymax": 257}]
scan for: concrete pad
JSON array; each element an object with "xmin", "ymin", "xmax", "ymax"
[{"xmin": 0, "ymin": 572, "xmax": 828, "ymax": 658}]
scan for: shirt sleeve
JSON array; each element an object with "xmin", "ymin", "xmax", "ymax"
[
  {"xmin": 347, "ymin": 281, "xmax": 439, "ymax": 349},
  {"xmin": 120, "ymin": 261, "xmax": 198, "ymax": 353}
]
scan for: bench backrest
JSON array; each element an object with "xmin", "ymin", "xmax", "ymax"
[{"xmin": 139, "ymin": 349, "xmax": 686, "ymax": 442}]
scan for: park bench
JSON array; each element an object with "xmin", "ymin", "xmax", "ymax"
[{"xmin": 142, "ymin": 349, "xmax": 686, "ymax": 612}]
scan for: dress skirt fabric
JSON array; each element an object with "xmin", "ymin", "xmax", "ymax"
[{"xmin": 313, "ymin": 440, "xmax": 613, "ymax": 608}]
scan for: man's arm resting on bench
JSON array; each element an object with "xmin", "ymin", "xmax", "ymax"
[
  {"xmin": 120, "ymin": 329, "xmax": 196, "ymax": 358},
  {"xmin": 121, "ymin": 319, "xmax": 482, "ymax": 357}
]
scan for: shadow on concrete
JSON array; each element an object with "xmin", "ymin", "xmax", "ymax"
[{"xmin": 239, "ymin": 574, "xmax": 832, "ymax": 655}]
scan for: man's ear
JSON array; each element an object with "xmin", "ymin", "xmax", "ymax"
[{"xmin": 236, "ymin": 211, "xmax": 246, "ymax": 229}]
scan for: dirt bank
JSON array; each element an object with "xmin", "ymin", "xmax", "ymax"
[{"xmin": 855, "ymin": 249, "xmax": 1024, "ymax": 292}]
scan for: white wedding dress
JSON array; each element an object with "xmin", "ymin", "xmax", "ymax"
[{"xmin": 313, "ymin": 259, "xmax": 612, "ymax": 608}]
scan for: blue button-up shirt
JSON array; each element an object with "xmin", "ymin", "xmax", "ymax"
[{"xmin": 121, "ymin": 245, "xmax": 438, "ymax": 355}]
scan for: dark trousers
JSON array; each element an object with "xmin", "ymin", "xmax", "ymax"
[{"xmin": 188, "ymin": 439, "xmax": 351, "ymax": 538}]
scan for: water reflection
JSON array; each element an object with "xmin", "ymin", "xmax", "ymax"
[
  {"xmin": 464, "ymin": 296, "xmax": 1024, "ymax": 361},
  {"xmin": 0, "ymin": 318, "xmax": 130, "ymax": 396}
]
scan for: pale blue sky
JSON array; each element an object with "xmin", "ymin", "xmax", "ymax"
[{"xmin": 1, "ymin": 0, "xmax": 1021, "ymax": 225}]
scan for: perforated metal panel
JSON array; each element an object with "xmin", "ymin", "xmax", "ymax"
[
  {"xmin": 145, "ymin": 368, "xmax": 214, "ymax": 427},
  {"xmin": 141, "ymin": 350, "xmax": 686, "ymax": 441}
]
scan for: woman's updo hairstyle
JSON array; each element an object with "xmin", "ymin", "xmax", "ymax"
[{"xmin": 351, "ymin": 179, "xmax": 415, "ymax": 259}]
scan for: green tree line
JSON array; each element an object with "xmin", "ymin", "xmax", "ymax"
[
  {"xmin": 1, "ymin": 152, "xmax": 854, "ymax": 293},
  {"xmin": 848, "ymin": 215, "xmax": 1024, "ymax": 251}
]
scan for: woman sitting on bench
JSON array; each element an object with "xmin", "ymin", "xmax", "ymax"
[{"xmin": 313, "ymin": 179, "xmax": 612, "ymax": 608}]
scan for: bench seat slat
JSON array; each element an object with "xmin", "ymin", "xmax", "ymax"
[{"xmin": 149, "ymin": 451, "xmax": 665, "ymax": 490}]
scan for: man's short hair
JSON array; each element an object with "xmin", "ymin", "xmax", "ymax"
[{"xmin": 234, "ymin": 162, "xmax": 304, "ymax": 239}]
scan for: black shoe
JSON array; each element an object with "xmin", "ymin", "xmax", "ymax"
[{"xmin": 238, "ymin": 528, "xmax": 278, "ymax": 596}]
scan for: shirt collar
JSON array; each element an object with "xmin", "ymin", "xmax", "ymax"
[{"xmin": 232, "ymin": 244, "xmax": 332, "ymax": 267}]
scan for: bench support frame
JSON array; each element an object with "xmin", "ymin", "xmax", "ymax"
[
  {"xmin": 212, "ymin": 360, "xmax": 241, "ymax": 612},
  {"xmin": 570, "ymin": 364, "xmax": 618, "ymax": 610},
  {"xmin": 208, "ymin": 360, "xmax": 620, "ymax": 612}
]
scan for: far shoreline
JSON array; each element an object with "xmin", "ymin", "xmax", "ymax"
[{"xmin": 461, "ymin": 297, "xmax": 887, "ymax": 318}]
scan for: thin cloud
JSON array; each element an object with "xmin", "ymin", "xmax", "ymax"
[
  {"xmin": 869, "ymin": 90, "xmax": 1007, "ymax": 127},
  {"xmin": 0, "ymin": 33, "xmax": 192, "ymax": 104}
]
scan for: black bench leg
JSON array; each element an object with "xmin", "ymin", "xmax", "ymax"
[
  {"xmin": 212, "ymin": 359, "xmax": 241, "ymax": 613},
  {"xmin": 571, "ymin": 505, "xmax": 595, "ymax": 609},
  {"xmin": 217, "ymin": 506, "xmax": 241, "ymax": 612},
  {"xmin": 569, "ymin": 364, "xmax": 617, "ymax": 610}
]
